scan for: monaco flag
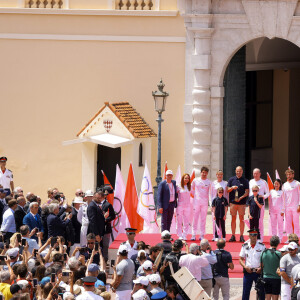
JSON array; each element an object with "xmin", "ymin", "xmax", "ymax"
[
  {"xmin": 112, "ymin": 164, "xmax": 126, "ymax": 239},
  {"xmin": 275, "ymin": 169, "xmax": 281, "ymax": 180},
  {"xmin": 137, "ymin": 162, "xmax": 160, "ymax": 233},
  {"xmin": 124, "ymin": 163, "xmax": 144, "ymax": 233},
  {"xmin": 101, "ymin": 170, "xmax": 114, "ymax": 206}
]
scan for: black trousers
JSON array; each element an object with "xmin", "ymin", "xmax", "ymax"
[
  {"xmin": 250, "ymin": 218, "xmax": 260, "ymax": 239},
  {"xmin": 215, "ymin": 218, "xmax": 226, "ymax": 238}
]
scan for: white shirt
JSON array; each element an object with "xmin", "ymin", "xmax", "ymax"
[
  {"xmin": 282, "ymin": 180, "xmax": 300, "ymax": 210},
  {"xmin": 210, "ymin": 180, "xmax": 228, "ymax": 205},
  {"xmin": 123, "ymin": 240, "xmax": 138, "ymax": 259},
  {"xmin": 0, "ymin": 169, "xmax": 13, "ymax": 189},
  {"xmin": 269, "ymin": 190, "xmax": 284, "ymax": 213},
  {"xmin": 249, "ymin": 178, "xmax": 269, "ymax": 199},
  {"xmin": 77, "ymin": 203, "xmax": 89, "ymax": 226},
  {"xmin": 191, "ymin": 178, "xmax": 211, "ymax": 205},
  {"xmin": 23, "ymin": 237, "xmax": 39, "ymax": 254},
  {"xmin": 179, "ymin": 253, "xmax": 209, "ymax": 281},
  {"xmin": 239, "ymin": 240, "xmax": 266, "ymax": 268},
  {"xmin": 167, "ymin": 182, "xmax": 175, "ymax": 202},
  {"xmin": 0, "ymin": 208, "xmax": 16, "ymax": 233},
  {"xmin": 76, "ymin": 291, "xmax": 103, "ymax": 300},
  {"xmin": 177, "ymin": 185, "xmax": 191, "ymax": 206}
]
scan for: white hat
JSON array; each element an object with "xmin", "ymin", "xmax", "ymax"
[
  {"xmin": 73, "ymin": 197, "xmax": 84, "ymax": 204},
  {"xmin": 118, "ymin": 244, "xmax": 129, "ymax": 255},
  {"xmin": 166, "ymin": 170, "xmax": 173, "ymax": 176},
  {"xmin": 63, "ymin": 292, "xmax": 73, "ymax": 299},
  {"xmin": 133, "ymin": 276, "xmax": 149, "ymax": 286},
  {"xmin": 7, "ymin": 247, "xmax": 19, "ymax": 258},
  {"xmin": 138, "ymin": 250, "xmax": 146, "ymax": 258},
  {"xmin": 84, "ymin": 190, "xmax": 94, "ymax": 197},
  {"xmin": 288, "ymin": 242, "xmax": 298, "ymax": 250},
  {"xmin": 161, "ymin": 230, "xmax": 171, "ymax": 238},
  {"xmin": 17, "ymin": 280, "xmax": 29, "ymax": 289},
  {"xmin": 149, "ymin": 273, "xmax": 161, "ymax": 283},
  {"xmin": 279, "ymin": 245, "xmax": 289, "ymax": 252},
  {"xmin": 142, "ymin": 260, "xmax": 153, "ymax": 270},
  {"xmin": 132, "ymin": 289, "xmax": 149, "ymax": 300}
]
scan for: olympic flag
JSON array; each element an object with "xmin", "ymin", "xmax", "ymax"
[
  {"xmin": 112, "ymin": 164, "xmax": 126, "ymax": 239},
  {"xmin": 137, "ymin": 162, "xmax": 160, "ymax": 233}
]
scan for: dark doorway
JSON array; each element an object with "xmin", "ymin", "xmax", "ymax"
[{"xmin": 97, "ymin": 145, "xmax": 121, "ymax": 189}]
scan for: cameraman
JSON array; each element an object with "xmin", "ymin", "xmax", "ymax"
[{"xmin": 260, "ymin": 236, "xmax": 281, "ymax": 300}]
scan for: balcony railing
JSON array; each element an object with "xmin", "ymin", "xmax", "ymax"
[
  {"xmin": 25, "ymin": 0, "xmax": 64, "ymax": 8},
  {"xmin": 115, "ymin": 0, "xmax": 154, "ymax": 10}
]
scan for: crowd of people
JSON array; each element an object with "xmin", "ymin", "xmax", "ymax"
[{"xmin": 0, "ymin": 154, "xmax": 300, "ymax": 300}]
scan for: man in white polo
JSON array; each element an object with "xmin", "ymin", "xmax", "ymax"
[{"xmin": 0, "ymin": 157, "xmax": 14, "ymax": 196}]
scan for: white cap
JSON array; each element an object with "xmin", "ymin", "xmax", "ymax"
[
  {"xmin": 142, "ymin": 260, "xmax": 153, "ymax": 270},
  {"xmin": 149, "ymin": 273, "xmax": 161, "ymax": 283},
  {"xmin": 279, "ymin": 245, "xmax": 289, "ymax": 252},
  {"xmin": 17, "ymin": 280, "xmax": 29, "ymax": 289},
  {"xmin": 166, "ymin": 170, "xmax": 173, "ymax": 176},
  {"xmin": 288, "ymin": 242, "xmax": 298, "ymax": 250},
  {"xmin": 7, "ymin": 247, "xmax": 19, "ymax": 258},
  {"xmin": 138, "ymin": 250, "xmax": 146, "ymax": 258},
  {"xmin": 133, "ymin": 276, "xmax": 149, "ymax": 286},
  {"xmin": 161, "ymin": 230, "xmax": 171, "ymax": 238},
  {"xmin": 73, "ymin": 197, "xmax": 84, "ymax": 204},
  {"xmin": 63, "ymin": 292, "xmax": 73, "ymax": 299},
  {"xmin": 117, "ymin": 245, "xmax": 129, "ymax": 255},
  {"xmin": 84, "ymin": 190, "xmax": 93, "ymax": 197},
  {"xmin": 132, "ymin": 289, "xmax": 149, "ymax": 300}
]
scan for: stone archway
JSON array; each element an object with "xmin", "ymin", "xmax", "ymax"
[{"xmin": 179, "ymin": 0, "xmax": 300, "ymax": 177}]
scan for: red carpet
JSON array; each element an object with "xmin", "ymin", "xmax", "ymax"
[{"xmin": 110, "ymin": 233, "xmax": 288, "ymax": 278}]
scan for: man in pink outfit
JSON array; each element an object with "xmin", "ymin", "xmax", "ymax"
[{"xmin": 282, "ymin": 169, "xmax": 300, "ymax": 236}]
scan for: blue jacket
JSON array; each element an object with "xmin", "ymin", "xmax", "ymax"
[
  {"xmin": 157, "ymin": 180, "xmax": 178, "ymax": 210},
  {"xmin": 23, "ymin": 212, "xmax": 43, "ymax": 233}
]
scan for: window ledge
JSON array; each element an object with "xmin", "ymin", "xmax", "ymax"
[{"xmin": 0, "ymin": 8, "xmax": 178, "ymax": 17}]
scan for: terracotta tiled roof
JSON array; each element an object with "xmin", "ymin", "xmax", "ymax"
[{"xmin": 77, "ymin": 101, "xmax": 156, "ymax": 138}]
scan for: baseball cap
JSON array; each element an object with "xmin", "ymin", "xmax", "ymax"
[
  {"xmin": 133, "ymin": 276, "xmax": 149, "ymax": 286},
  {"xmin": 174, "ymin": 239, "xmax": 183, "ymax": 249},
  {"xmin": 142, "ymin": 260, "xmax": 153, "ymax": 270},
  {"xmin": 40, "ymin": 277, "xmax": 51, "ymax": 286},
  {"xmin": 7, "ymin": 248, "xmax": 19, "ymax": 258},
  {"xmin": 288, "ymin": 242, "xmax": 298, "ymax": 250},
  {"xmin": 161, "ymin": 230, "xmax": 171, "ymax": 239},
  {"xmin": 138, "ymin": 250, "xmax": 146, "ymax": 258},
  {"xmin": 166, "ymin": 170, "xmax": 173, "ymax": 176},
  {"xmin": 148, "ymin": 273, "xmax": 161, "ymax": 283},
  {"xmin": 279, "ymin": 245, "xmax": 289, "ymax": 252},
  {"xmin": 117, "ymin": 244, "xmax": 129, "ymax": 255},
  {"xmin": 88, "ymin": 263, "xmax": 100, "ymax": 273},
  {"xmin": 132, "ymin": 289, "xmax": 149, "ymax": 300}
]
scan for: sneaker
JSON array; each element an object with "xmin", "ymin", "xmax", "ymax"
[
  {"xmin": 229, "ymin": 235, "xmax": 236, "ymax": 242},
  {"xmin": 240, "ymin": 235, "xmax": 245, "ymax": 243},
  {"xmin": 179, "ymin": 237, "xmax": 184, "ymax": 240},
  {"xmin": 199, "ymin": 236, "xmax": 204, "ymax": 241},
  {"xmin": 191, "ymin": 235, "xmax": 196, "ymax": 241},
  {"xmin": 215, "ymin": 238, "xmax": 219, "ymax": 242}
]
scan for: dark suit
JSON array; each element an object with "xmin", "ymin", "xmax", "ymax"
[
  {"xmin": 87, "ymin": 201, "xmax": 105, "ymax": 238},
  {"xmin": 14, "ymin": 206, "xmax": 26, "ymax": 232},
  {"xmin": 100, "ymin": 199, "xmax": 116, "ymax": 261},
  {"xmin": 157, "ymin": 180, "xmax": 178, "ymax": 231},
  {"xmin": 23, "ymin": 212, "xmax": 43, "ymax": 241},
  {"xmin": 71, "ymin": 207, "xmax": 81, "ymax": 244},
  {"xmin": 47, "ymin": 213, "xmax": 70, "ymax": 237}
]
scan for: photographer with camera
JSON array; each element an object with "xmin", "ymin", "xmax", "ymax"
[
  {"xmin": 260, "ymin": 235, "xmax": 281, "ymax": 300},
  {"xmin": 239, "ymin": 228, "xmax": 266, "ymax": 300}
]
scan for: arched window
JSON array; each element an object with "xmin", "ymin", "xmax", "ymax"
[{"xmin": 139, "ymin": 143, "xmax": 143, "ymax": 167}]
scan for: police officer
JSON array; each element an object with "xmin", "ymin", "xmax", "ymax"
[
  {"xmin": 122, "ymin": 228, "xmax": 138, "ymax": 258},
  {"xmin": 0, "ymin": 157, "xmax": 14, "ymax": 196},
  {"xmin": 239, "ymin": 228, "xmax": 265, "ymax": 300}
]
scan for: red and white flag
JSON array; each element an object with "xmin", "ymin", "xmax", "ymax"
[
  {"xmin": 267, "ymin": 172, "xmax": 274, "ymax": 191},
  {"xmin": 113, "ymin": 164, "xmax": 126, "ymax": 238},
  {"xmin": 138, "ymin": 162, "xmax": 160, "ymax": 233},
  {"xmin": 275, "ymin": 170, "xmax": 281, "ymax": 180},
  {"xmin": 123, "ymin": 163, "xmax": 144, "ymax": 233},
  {"xmin": 101, "ymin": 170, "xmax": 114, "ymax": 206},
  {"xmin": 163, "ymin": 162, "xmax": 168, "ymax": 180}
]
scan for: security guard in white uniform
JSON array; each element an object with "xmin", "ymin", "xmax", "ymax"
[
  {"xmin": 121, "ymin": 228, "xmax": 138, "ymax": 258},
  {"xmin": 239, "ymin": 228, "xmax": 266, "ymax": 300},
  {"xmin": 0, "ymin": 157, "xmax": 14, "ymax": 195}
]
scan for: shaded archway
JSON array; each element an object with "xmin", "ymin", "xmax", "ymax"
[{"xmin": 223, "ymin": 37, "xmax": 300, "ymax": 179}]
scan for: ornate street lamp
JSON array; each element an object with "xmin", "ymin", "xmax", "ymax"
[{"xmin": 152, "ymin": 79, "xmax": 169, "ymax": 198}]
